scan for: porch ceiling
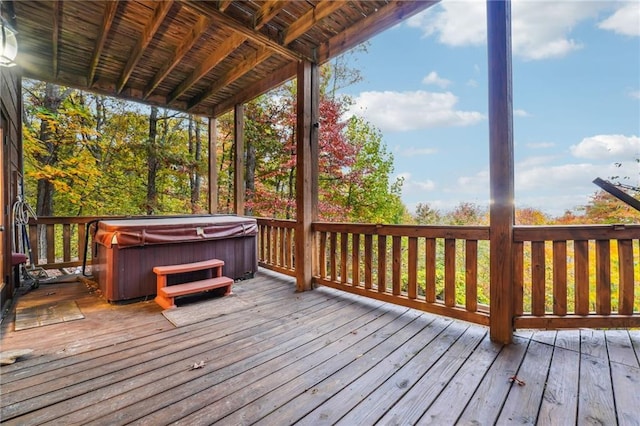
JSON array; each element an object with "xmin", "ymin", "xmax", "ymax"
[{"xmin": 10, "ymin": 0, "xmax": 439, "ymax": 117}]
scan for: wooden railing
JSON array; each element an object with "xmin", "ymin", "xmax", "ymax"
[
  {"xmin": 23, "ymin": 216, "xmax": 640, "ymax": 331},
  {"xmin": 257, "ymin": 218, "xmax": 296, "ymax": 277},
  {"xmin": 513, "ymin": 224, "xmax": 640, "ymax": 329},
  {"xmin": 25, "ymin": 216, "xmax": 101, "ymax": 270},
  {"xmin": 311, "ymin": 222, "xmax": 491, "ymax": 326}
]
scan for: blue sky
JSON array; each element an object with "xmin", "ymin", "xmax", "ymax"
[{"xmin": 343, "ymin": 0, "xmax": 640, "ymax": 217}]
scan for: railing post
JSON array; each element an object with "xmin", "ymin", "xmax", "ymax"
[
  {"xmin": 295, "ymin": 60, "xmax": 319, "ymax": 291},
  {"xmin": 488, "ymin": 0, "xmax": 515, "ymax": 344}
]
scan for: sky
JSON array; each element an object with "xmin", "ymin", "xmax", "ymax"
[{"xmin": 342, "ymin": 0, "xmax": 640, "ymax": 217}]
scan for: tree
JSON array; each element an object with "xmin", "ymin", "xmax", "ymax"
[
  {"xmin": 414, "ymin": 203, "xmax": 442, "ymax": 225},
  {"xmin": 580, "ymin": 190, "xmax": 639, "ymax": 224},
  {"xmin": 23, "ymin": 82, "xmax": 99, "ymax": 216},
  {"xmin": 446, "ymin": 202, "xmax": 488, "ymax": 225}
]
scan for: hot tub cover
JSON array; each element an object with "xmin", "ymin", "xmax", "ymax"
[{"xmin": 94, "ymin": 215, "xmax": 257, "ymax": 248}]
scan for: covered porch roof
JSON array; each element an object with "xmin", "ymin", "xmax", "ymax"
[{"xmin": 11, "ymin": 0, "xmax": 438, "ymax": 117}]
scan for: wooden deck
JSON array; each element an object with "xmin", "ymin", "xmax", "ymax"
[{"xmin": 1, "ymin": 270, "xmax": 639, "ymax": 425}]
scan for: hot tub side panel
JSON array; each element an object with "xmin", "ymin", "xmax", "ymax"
[{"xmin": 94, "ymin": 236, "xmax": 257, "ymax": 303}]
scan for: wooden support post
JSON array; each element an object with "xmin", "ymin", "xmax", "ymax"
[
  {"xmin": 234, "ymin": 104, "xmax": 245, "ymax": 215},
  {"xmin": 488, "ymin": 0, "xmax": 515, "ymax": 344},
  {"xmin": 295, "ymin": 60, "xmax": 319, "ymax": 292},
  {"xmin": 208, "ymin": 117, "xmax": 218, "ymax": 213}
]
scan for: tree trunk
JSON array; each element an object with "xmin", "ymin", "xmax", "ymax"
[
  {"xmin": 189, "ymin": 115, "xmax": 203, "ymax": 213},
  {"xmin": 34, "ymin": 83, "xmax": 67, "ymax": 217},
  {"xmin": 245, "ymin": 137, "xmax": 256, "ymax": 216},
  {"xmin": 146, "ymin": 106, "xmax": 159, "ymax": 215}
]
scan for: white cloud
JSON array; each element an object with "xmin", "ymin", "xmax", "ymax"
[
  {"xmin": 628, "ymin": 90, "xmax": 640, "ymax": 99},
  {"xmin": 396, "ymin": 172, "xmax": 437, "ymax": 195},
  {"xmin": 400, "ymin": 147, "xmax": 438, "ymax": 156},
  {"xmin": 570, "ymin": 134, "xmax": 640, "ymax": 159},
  {"xmin": 422, "ymin": 71, "xmax": 452, "ymax": 88},
  {"xmin": 349, "ymin": 90, "xmax": 485, "ymax": 132},
  {"xmin": 466, "ymin": 79, "xmax": 478, "ymax": 88},
  {"xmin": 516, "ymin": 163, "xmax": 604, "ymax": 191},
  {"xmin": 407, "ymin": 0, "xmax": 610, "ymax": 60},
  {"xmin": 598, "ymin": 3, "xmax": 640, "ymax": 36},
  {"xmin": 514, "ymin": 109, "xmax": 530, "ymax": 117}
]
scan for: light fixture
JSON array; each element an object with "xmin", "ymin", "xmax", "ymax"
[{"xmin": 0, "ymin": 15, "xmax": 18, "ymax": 67}]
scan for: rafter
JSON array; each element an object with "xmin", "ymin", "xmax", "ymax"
[
  {"xmin": 167, "ymin": 33, "xmax": 247, "ymax": 104},
  {"xmin": 143, "ymin": 13, "xmax": 211, "ymax": 99},
  {"xmin": 52, "ymin": 1, "xmax": 62, "ymax": 77},
  {"xmin": 212, "ymin": 61, "xmax": 297, "ymax": 118},
  {"xmin": 218, "ymin": 0, "xmax": 233, "ymax": 12},
  {"xmin": 187, "ymin": 46, "xmax": 272, "ymax": 111},
  {"xmin": 253, "ymin": 0, "xmax": 286, "ymax": 30},
  {"xmin": 88, "ymin": 1, "xmax": 118, "ymax": 86},
  {"xmin": 180, "ymin": 0, "xmax": 305, "ymax": 62},
  {"xmin": 282, "ymin": 0, "xmax": 344, "ymax": 46},
  {"xmin": 117, "ymin": 0, "xmax": 173, "ymax": 93}
]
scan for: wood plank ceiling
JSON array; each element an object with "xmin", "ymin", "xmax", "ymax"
[{"xmin": 11, "ymin": 0, "xmax": 439, "ymax": 117}]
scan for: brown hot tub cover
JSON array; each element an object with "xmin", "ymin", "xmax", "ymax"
[{"xmin": 94, "ymin": 215, "xmax": 258, "ymax": 248}]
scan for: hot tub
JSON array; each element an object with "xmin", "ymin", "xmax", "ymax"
[{"xmin": 92, "ymin": 215, "xmax": 258, "ymax": 303}]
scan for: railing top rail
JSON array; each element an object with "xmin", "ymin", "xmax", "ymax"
[{"xmin": 514, "ymin": 224, "xmax": 640, "ymax": 241}]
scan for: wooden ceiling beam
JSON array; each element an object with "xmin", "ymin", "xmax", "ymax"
[
  {"xmin": 218, "ymin": 0, "xmax": 233, "ymax": 12},
  {"xmin": 52, "ymin": 1, "xmax": 62, "ymax": 77},
  {"xmin": 282, "ymin": 0, "xmax": 344, "ymax": 46},
  {"xmin": 317, "ymin": 0, "xmax": 439, "ymax": 63},
  {"xmin": 180, "ymin": 0, "xmax": 305, "ymax": 62},
  {"xmin": 187, "ymin": 46, "xmax": 272, "ymax": 111},
  {"xmin": 144, "ymin": 13, "xmax": 211, "ymax": 99},
  {"xmin": 167, "ymin": 33, "xmax": 247, "ymax": 104},
  {"xmin": 88, "ymin": 1, "xmax": 118, "ymax": 86},
  {"xmin": 253, "ymin": 0, "xmax": 286, "ymax": 30},
  {"xmin": 211, "ymin": 61, "xmax": 297, "ymax": 118},
  {"xmin": 116, "ymin": 0, "xmax": 173, "ymax": 93}
]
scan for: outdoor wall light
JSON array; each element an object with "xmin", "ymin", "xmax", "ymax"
[{"xmin": 0, "ymin": 16, "xmax": 18, "ymax": 67}]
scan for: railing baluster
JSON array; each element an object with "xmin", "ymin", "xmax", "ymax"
[
  {"xmin": 574, "ymin": 240, "xmax": 590, "ymax": 315},
  {"xmin": 266, "ymin": 225, "xmax": 272, "ymax": 265},
  {"xmin": 392, "ymin": 236, "xmax": 401, "ymax": 296},
  {"xmin": 378, "ymin": 235, "xmax": 386, "ymax": 293},
  {"xmin": 408, "ymin": 237, "xmax": 418, "ymax": 300},
  {"xmin": 63, "ymin": 224, "xmax": 71, "ymax": 262},
  {"xmin": 259, "ymin": 224, "xmax": 265, "ymax": 262},
  {"xmin": 553, "ymin": 241, "xmax": 567, "ymax": 316},
  {"xmin": 78, "ymin": 223, "xmax": 87, "ymax": 264},
  {"xmin": 531, "ymin": 241, "xmax": 546, "ymax": 316},
  {"xmin": 513, "ymin": 241, "xmax": 524, "ymax": 315},
  {"xmin": 444, "ymin": 238, "xmax": 455, "ymax": 307},
  {"xmin": 352, "ymin": 233, "xmax": 360, "ymax": 287},
  {"xmin": 596, "ymin": 240, "xmax": 611, "ymax": 315},
  {"xmin": 465, "ymin": 240, "xmax": 477, "ymax": 312},
  {"xmin": 364, "ymin": 234, "xmax": 373, "ymax": 290},
  {"xmin": 46, "ymin": 224, "xmax": 55, "ymax": 264},
  {"xmin": 617, "ymin": 239, "xmax": 634, "ymax": 315},
  {"xmin": 319, "ymin": 231, "xmax": 327, "ymax": 279},
  {"xmin": 29, "ymin": 223, "xmax": 39, "ymax": 265},
  {"xmin": 425, "ymin": 238, "xmax": 436, "ymax": 303},
  {"xmin": 330, "ymin": 232, "xmax": 337, "ymax": 283},
  {"xmin": 340, "ymin": 233, "xmax": 348, "ymax": 284}
]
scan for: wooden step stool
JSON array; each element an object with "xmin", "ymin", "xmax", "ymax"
[{"xmin": 153, "ymin": 259, "xmax": 233, "ymax": 310}]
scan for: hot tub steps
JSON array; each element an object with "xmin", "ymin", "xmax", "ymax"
[{"xmin": 153, "ymin": 259, "xmax": 233, "ymax": 310}]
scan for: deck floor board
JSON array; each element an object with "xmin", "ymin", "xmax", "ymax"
[{"xmin": 1, "ymin": 270, "xmax": 638, "ymax": 425}]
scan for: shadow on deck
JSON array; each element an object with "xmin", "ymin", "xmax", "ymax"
[{"xmin": 1, "ymin": 269, "xmax": 639, "ymax": 425}]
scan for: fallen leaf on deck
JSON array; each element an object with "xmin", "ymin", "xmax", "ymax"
[
  {"xmin": 509, "ymin": 375, "xmax": 525, "ymax": 386},
  {"xmin": 189, "ymin": 360, "xmax": 205, "ymax": 370}
]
